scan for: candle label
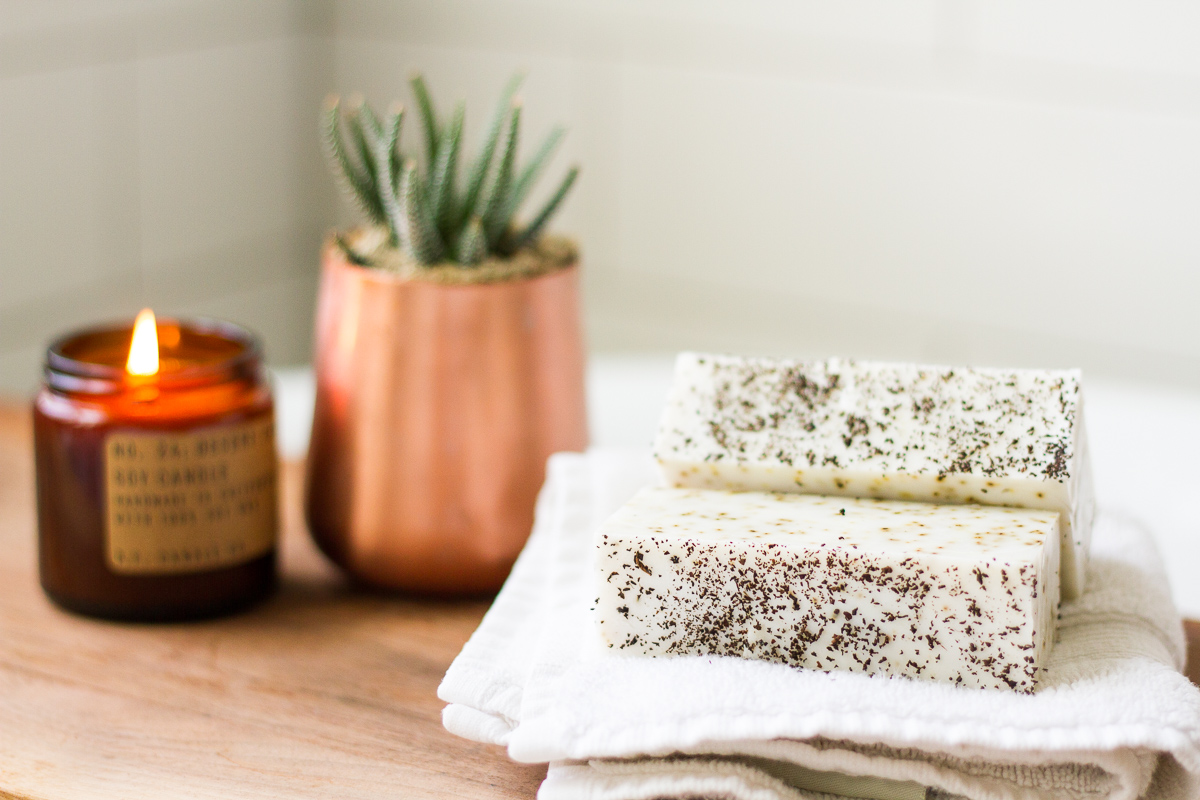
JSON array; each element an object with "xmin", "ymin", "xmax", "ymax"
[{"xmin": 103, "ymin": 416, "xmax": 277, "ymax": 574}]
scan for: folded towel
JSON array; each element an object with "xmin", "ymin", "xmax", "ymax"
[{"xmin": 439, "ymin": 450, "xmax": 1200, "ymax": 800}]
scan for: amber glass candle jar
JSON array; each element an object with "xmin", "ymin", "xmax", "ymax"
[{"xmin": 33, "ymin": 313, "xmax": 278, "ymax": 621}]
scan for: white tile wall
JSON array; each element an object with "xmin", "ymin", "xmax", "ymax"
[
  {"xmin": 2, "ymin": 0, "xmax": 1199, "ymax": 394},
  {"xmin": 0, "ymin": 65, "xmax": 120, "ymax": 309},
  {"xmin": 137, "ymin": 39, "xmax": 302, "ymax": 270},
  {"xmin": 331, "ymin": 0, "xmax": 1200, "ymax": 390},
  {"xmin": 0, "ymin": 0, "xmax": 330, "ymax": 394}
]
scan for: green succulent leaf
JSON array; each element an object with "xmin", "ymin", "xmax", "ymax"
[
  {"xmin": 430, "ymin": 103, "xmax": 464, "ymax": 240},
  {"xmin": 410, "ymin": 73, "xmax": 441, "ymax": 165},
  {"xmin": 333, "ymin": 233, "xmax": 372, "ymax": 266},
  {"xmin": 505, "ymin": 125, "xmax": 564, "ymax": 222},
  {"xmin": 455, "ymin": 215, "xmax": 487, "ymax": 266},
  {"xmin": 460, "ymin": 72, "xmax": 523, "ymax": 227},
  {"xmin": 323, "ymin": 71, "xmax": 577, "ymax": 269},
  {"xmin": 346, "ymin": 107, "xmax": 380, "ymax": 191},
  {"xmin": 371, "ymin": 108, "xmax": 405, "ymax": 247},
  {"xmin": 481, "ymin": 102, "xmax": 521, "ymax": 247},
  {"xmin": 322, "ymin": 96, "xmax": 385, "ymax": 224},
  {"xmin": 385, "ymin": 106, "xmax": 403, "ymax": 192},
  {"xmin": 509, "ymin": 165, "xmax": 579, "ymax": 253},
  {"xmin": 356, "ymin": 98, "xmax": 384, "ymax": 141},
  {"xmin": 399, "ymin": 159, "xmax": 445, "ymax": 264}
]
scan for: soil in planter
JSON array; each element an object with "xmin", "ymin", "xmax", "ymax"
[{"xmin": 340, "ymin": 227, "xmax": 578, "ymax": 286}]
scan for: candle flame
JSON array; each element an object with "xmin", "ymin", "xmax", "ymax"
[{"xmin": 126, "ymin": 308, "xmax": 159, "ymax": 376}]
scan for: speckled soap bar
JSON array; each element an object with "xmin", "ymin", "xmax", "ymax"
[
  {"xmin": 595, "ymin": 487, "xmax": 1060, "ymax": 692},
  {"xmin": 653, "ymin": 353, "xmax": 1094, "ymax": 600}
]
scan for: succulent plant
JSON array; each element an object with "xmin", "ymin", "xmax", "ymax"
[{"xmin": 322, "ymin": 73, "xmax": 579, "ymax": 268}]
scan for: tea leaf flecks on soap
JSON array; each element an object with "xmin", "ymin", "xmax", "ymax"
[{"xmin": 652, "ymin": 353, "xmax": 1096, "ymax": 601}]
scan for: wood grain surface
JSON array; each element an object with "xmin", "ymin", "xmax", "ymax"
[
  {"xmin": 0, "ymin": 405, "xmax": 544, "ymax": 799},
  {"xmin": 2, "ymin": 402, "xmax": 1199, "ymax": 799}
]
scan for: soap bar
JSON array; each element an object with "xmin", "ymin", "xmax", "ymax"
[
  {"xmin": 652, "ymin": 353, "xmax": 1094, "ymax": 599},
  {"xmin": 595, "ymin": 487, "xmax": 1060, "ymax": 692}
]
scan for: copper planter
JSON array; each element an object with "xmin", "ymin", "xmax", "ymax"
[{"xmin": 304, "ymin": 243, "xmax": 588, "ymax": 594}]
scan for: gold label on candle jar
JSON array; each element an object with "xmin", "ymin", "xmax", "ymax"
[{"xmin": 103, "ymin": 416, "xmax": 277, "ymax": 575}]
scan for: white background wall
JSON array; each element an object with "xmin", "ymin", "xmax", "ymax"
[
  {"xmin": 2, "ymin": 0, "xmax": 1199, "ymax": 392},
  {"xmin": 0, "ymin": 0, "xmax": 333, "ymax": 386}
]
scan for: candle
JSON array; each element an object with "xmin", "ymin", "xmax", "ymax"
[{"xmin": 33, "ymin": 310, "xmax": 278, "ymax": 621}]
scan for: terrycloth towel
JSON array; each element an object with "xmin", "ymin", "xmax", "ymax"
[{"xmin": 439, "ymin": 450, "xmax": 1200, "ymax": 800}]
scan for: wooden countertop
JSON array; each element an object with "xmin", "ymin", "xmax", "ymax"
[
  {"xmin": 1, "ymin": 403, "xmax": 1197, "ymax": 798},
  {"xmin": 0, "ymin": 405, "xmax": 543, "ymax": 799}
]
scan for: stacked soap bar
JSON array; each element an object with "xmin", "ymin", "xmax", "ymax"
[
  {"xmin": 652, "ymin": 353, "xmax": 1094, "ymax": 599},
  {"xmin": 596, "ymin": 487, "xmax": 1060, "ymax": 692}
]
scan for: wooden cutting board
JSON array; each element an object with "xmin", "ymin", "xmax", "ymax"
[
  {"xmin": 1, "ymin": 402, "xmax": 1197, "ymax": 799},
  {"xmin": 0, "ymin": 404, "xmax": 544, "ymax": 799}
]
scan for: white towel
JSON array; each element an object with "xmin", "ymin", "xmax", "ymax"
[{"xmin": 439, "ymin": 450, "xmax": 1200, "ymax": 800}]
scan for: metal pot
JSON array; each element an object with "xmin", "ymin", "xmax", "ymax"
[{"xmin": 304, "ymin": 241, "xmax": 588, "ymax": 594}]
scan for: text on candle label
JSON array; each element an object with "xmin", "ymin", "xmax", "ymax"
[{"xmin": 103, "ymin": 416, "xmax": 277, "ymax": 575}]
